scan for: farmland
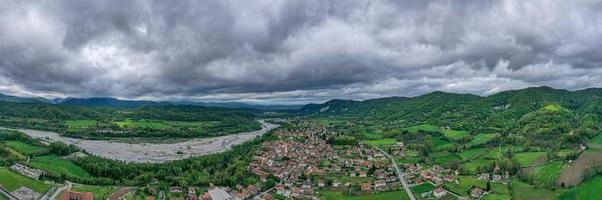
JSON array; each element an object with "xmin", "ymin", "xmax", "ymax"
[
  {"xmin": 71, "ymin": 184, "xmax": 122, "ymax": 200},
  {"xmin": 522, "ymin": 161, "xmax": 565, "ymax": 188},
  {"xmin": 556, "ymin": 175, "xmax": 602, "ymax": 200},
  {"xmin": 29, "ymin": 154, "xmax": 92, "ymax": 178},
  {"xmin": 364, "ymin": 138, "xmax": 398, "ymax": 146},
  {"xmin": 513, "ymin": 152, "xmax": 546, "ymax": 167},
  {"xmin": 4, "ymin": 141, "xmax": 47, "ymax": 155},
  {"xmin": 442, "ymin": 130, "xmax": 469, "ymax": 141},
  {"xmin": 467, "ymin": 134, "xmax": 497, "ymax": 146},
  {"xmin": 320, "ymin": 189, "xmax": 411, "ymax": 200},
  {"xmin": 0, "ymin": 167, "xmax": 51, "ymax": 193},
  {"xmin": 557, "ymin": 151, "xmax": 602, "ymax": 187},
  {"xmin": 511, "ymin": 179, "xmax": 555, "ymax": 200},
  {"xmin": 403, "ymin": 124, "xmax": 440, "ymax": 133}
]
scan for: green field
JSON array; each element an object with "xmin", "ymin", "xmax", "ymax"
[
  {"xmin": 29, "ymin": 155, "xmax": 91, "ymax": 178},
  {"xmin": 442, "ymin": 130, "xmax": 470, "ymax": 141},
  {"xmin": 364, "ymin": 138, "xmax": 398, "ymax": 146},
  {"xmin": 483, "ymin": 194, "xmax": 512, "ymax": 200},
  {"xmin": 65, "ymin": 120, "xmax": 98, "ymax": 130},
  {"xmin": 456, "ymin": 148, "xmax": 487, "ymax": 161},
  {"xmin": 484, "ymin": 145, "xmax": 525, "ymax": 160},
  {"xmin": 556, "ymin": 175, "xmax": 602, "ymax": 200},
  {"xmin": 433, "ymin": 137, "xmax": 455, "ymax": 151},
  {"xmin": 0, "ymin": 167, "xmax": 51, "ymax": 193},
  {"xmin": 460, "ymin": 159, "xmax": 494, "ymax": 174},
  {"xmin": 511, "ymin": 178, "xmax": 555, "ymax": 200},
  {"xmin": 71, "ymin": 184, "xmax": 121, "ymax": 200},
  {"xmin": 430, "ymin": 151, "xmax": 462, "ymax": 165},
  {"xmin": 398, "ymin": 158, "xmax": 421, "ymax": 164},
  {"xmin": 411, "ymin": 183, "xmax": 436, "ymax": 198},
  {"xmin": 443, "ymin": 176, "xmax": 487, "ymax": 196},
  {"xmin": 467, "ymin": 134, "xmax": 497, "ymax": 146},
  {"xmin": 403, "ymin": 124, "xmax": 440, "ymax": 133},
  {"xmin": 0, "ymin": 193, "xmax": 8, "ymax": 200},
  {"xmin": 320, "ymin": 189, "xmax": 411, "ymax": 200},
  {"xmin": 588, "ymin": 133, "xmax": 602, "ymax": 149},
  {"xmin": 114, "ymin": 119, "xmax": 172, "ymax": 129},
  {"xmin": 514, "ymin": 152, "xmax": 546, "ymax": 167},
  {"xmin": 524, "ymin": 161, "xmax": 565, "ymax": 187},
  {"xmin": 5, "ymin": 141, "xmax": 47, "ymax": 155}
]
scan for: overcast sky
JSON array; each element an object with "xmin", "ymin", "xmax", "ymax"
[{"xmin": 1, "ymin": 0, "xmax": 602, "ymax": 104}]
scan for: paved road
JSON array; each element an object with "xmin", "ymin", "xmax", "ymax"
[
  {"xmin": 49, "ymin": 181, "xmax": 72, "ymax": 200},
  {"xmin": 376, "ymin": 147, "xmax": 416, "ymax": 200},
  {"xmin": 0, "ymin": 186, "xmax": 18, "ymax": 200}
]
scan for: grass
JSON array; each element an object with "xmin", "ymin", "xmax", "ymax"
[
  {"xmin": 524, "ymin": 161, "xmax": 565, "ymax": 187},
  {"xmin": 364, "ymin": 138, "xmax": 398, "ymax": 146},
  {"xmin": 0, "ymin": 193, "xmax": 7, "ymax": 200},
  {"xmin": 411, "ymin": 183, "xmax": 436, "ymax": 197},
  {"xmin": 0, "ymin": 167, "xmax": 51, "ymax": 193},
  {"xmin": 456, "ymin": 148, "xmax": 487, "ymax": 161},
  {"xmin": 483, "ymin": 194, "xmax": 512, "ymax": 200},
  {"xmin": 320, "ymin": 189, "xmax": 411, "ymax": 200},
  {"xmin": 403, "ymin": 124, "xmax": 440, "ymax": 133},
  {"xmin": 556, "ymin": 175, "xmax": 602, "ymax": 200},
  {"xmin": 460, "ymin": 159, "xmax": 494, "ymax": 174},
  {"xmin": 65, "ymin": 120, "xmax": 98, "ymax": 130},
  {"xmin": 484, "ymin": 145, "xmax": 525, "ymax": 160},
  {"xmin": 511, "ymin": 178, "xmax": 555, "ymax": 200},
  {"xmin": 398, "ymin": 158, "xmax": 421, "ymax": 164},
  {"xmin": 513, "ymin": 152, "xmax": 546, "ymax": 167},
  {"xmin": 433, "ymin": 137, "xmax": 455, "ymax": 151},
  {"xmin": 4, "ymin": 141, "xmax": 47, "ymax": 155},
  {"xmin": 432, "ymin": 153, "xmax": 462, "ymax": 166},
  {"xmin": 71, "ymin": 184, "xmax": 121, "ymax": 200},
  {"xmin": 443, "ymin": 176, "xmax": 487, "ymax": 196},
  {"xmin": 467, "ymin": 134, "xmax": 497, "ymax": 146},
  {"xmin": 442, "ymin": 130, "xmax": 470, "ymax": 141},
  {"xmin": 29, "ymin": 154, "xmax": 91, "ymax": 178},
  {"xmin": 114, "ymin": 119, "xmax": 171, "ymax": 129}
]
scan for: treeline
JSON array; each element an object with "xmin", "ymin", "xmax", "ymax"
[
  {"xmin": 0, "ymin": 101, "xmax": 261, "ymax": 138},
  {"xmin": 69, "ymin": 130, "xmax": 278, "ymax": 187}
]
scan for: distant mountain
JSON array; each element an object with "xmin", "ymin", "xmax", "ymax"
[
  {"xmin": 0, "ymin": 93, "xmax": 304, "ymax": 110},
  {"xmin": 0, "ymin": 93, "xmax": 47, "ymax": 104}
]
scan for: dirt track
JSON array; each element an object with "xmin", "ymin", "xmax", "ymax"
[{"xmin": 16, "ymin": 120, "xmax": 278, "ymax": 163}]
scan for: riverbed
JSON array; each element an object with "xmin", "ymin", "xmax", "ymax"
[{"xmin": 15, "ymin": 120, "xmax": 278, "ymax": 163}]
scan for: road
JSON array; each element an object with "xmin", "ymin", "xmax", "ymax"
[
  {"xmin": 0, "ymin": 186, "xmax": 18, "ymax": 200},
  {"xmin": 49, "ymin": 181, "xmax": 72, "ymax": 200},
  {"xmin": 375, "ymin": 147, "xmax": 416, "ymax": 200}
]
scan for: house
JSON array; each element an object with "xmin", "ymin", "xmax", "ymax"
[
  {"xmin": 492, "ymin": 174, "xmax": 502, "ymax": 182},
  {"xmin": 444, "ymin": 175, "xmax": 455, "ymax": 182},
  {"xmin": 60, "ymin": 191, "xmax": 94, "ymax": 200},
  {"xmin": 203, "ymin": 187, "xmax": 233, "ymax": 200},
  {"xmin": 276, "ymin": 184, "xmax": 285, "ymax": 195},
  {"xmin": 318, "ymin": 180, "xmax": 326, "ymax": 187},
  {"xmin": 478, "ymin": 173, "xmax": 490, "ymax": 181},
  {"xmin": 374, "ymin": 180, "xmax": 387, "ymax": 191},
  {"xmin": 302, "ymin": 180, "xmax": 312, "ymax": 189},
  {"xmin": 360, "ymin": 183, "xmax": 371, "ymax": 192},
  {"xmin": 170, "ymin": 187, "xmax": 183, "ymax": 193},
  {"xmin": 291, "ymin": 188, "xmax": 301, "ymax": 198},
  {"xmin": 333, "ymin": 180, "xmax": 341, "ymax": 188},
  {"xmin": 433, "ymin": 188, "xmax": 446, "ymax": 198},
  {"xmin": 359, "ymin": 171, "xmax": 368, "ymax": 177},
  {"xmin": 471, "ymin": 188, "xmax": 484, "ymax": 198}
]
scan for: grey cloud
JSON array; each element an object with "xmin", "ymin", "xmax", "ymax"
[{"xmin": 0, "ymin": 0, "xmax": 601, "ymax": 103}]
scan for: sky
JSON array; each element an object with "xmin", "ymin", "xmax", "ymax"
[{"xmin": 1, "ymin": 0, "xmax": 602, "ymax": 104}]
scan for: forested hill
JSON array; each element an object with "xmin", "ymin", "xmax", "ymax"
[
  {"xmin": 0, "ymin": 102, "xmax": 261, "ymax": 138},
  {"xmin": 299, "ymin": 86, "xmax": 602, "ymax": 142}
]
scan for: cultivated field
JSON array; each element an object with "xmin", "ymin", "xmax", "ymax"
[
  {"xmin": 557, "ymin": 151, "xmax": 602, "ymax": 187},
  {"xmin": 320, "ymin": 189, "xmax": 411, "ymax": 200},
  {"xmin": 4, "ymin": 141, "xmax": 47, "ymax": 155},
  {"xmin": 556, "ymin": 175, "xmax": 602, "ymax": 200},
  {"xmin": 0, "ymin": 167, "xmax": 51, "ymax": 193},
  {"xmin": 29, "ymin": 154, "xmax": 92, "ymax": 178}
]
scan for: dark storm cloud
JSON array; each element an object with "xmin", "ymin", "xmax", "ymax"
[{"xmin": 1, "ymin": 0, "xmax": 602, "ymax": 103}]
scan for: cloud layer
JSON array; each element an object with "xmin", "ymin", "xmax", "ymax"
[{"xmin": 1, "ymin": 0, "xmax": 602, "ymax": 103}]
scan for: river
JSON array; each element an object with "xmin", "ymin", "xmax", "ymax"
[{"xmin": 14, "ymin": 120, "xmax": 278, "ymax": 163}]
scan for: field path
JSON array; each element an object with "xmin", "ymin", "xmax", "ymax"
[{"xmin": 14, "ymin": 120, "xmax": 278, "ymax": 163}]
